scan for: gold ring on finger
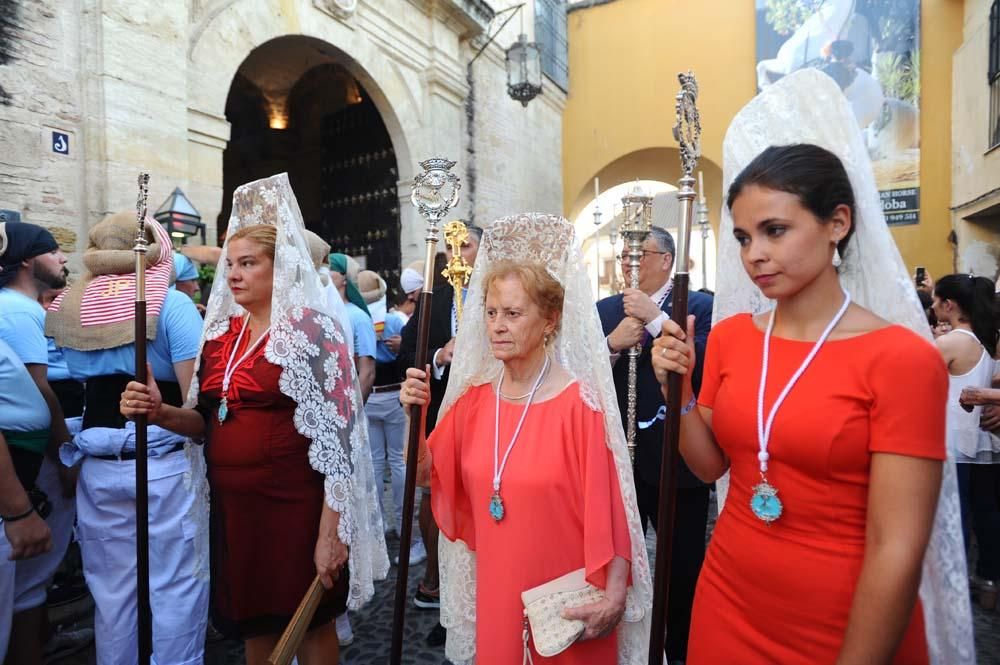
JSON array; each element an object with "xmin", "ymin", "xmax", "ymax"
[{"xmin": 661, "ymin": 348, "xmax": 668, "ymax": 357}]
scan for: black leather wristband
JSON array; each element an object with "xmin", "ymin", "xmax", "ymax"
[{"xmin": 0, "ymin": 505, "xmax": 35, "ymax": 523}]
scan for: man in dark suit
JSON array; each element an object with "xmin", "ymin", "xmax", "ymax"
[
  {"xmin": 398, "ymin": 224, "xmax": 481, "ymax": 646},
  {"xmin": 597, "ymin": 226, "xmax": 712, "ymax": 665}
]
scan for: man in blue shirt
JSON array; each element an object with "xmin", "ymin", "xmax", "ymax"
[
  {"xmin": 329, "ymin": 254, "xmax": 376, "ymax": 400},
  {"xmin": 45, "ymin": 211, "xmax": 209, "ymax": 664},
  {"xmin": 0, "ymin": 338, "xmax": 55, "ymax": 662},
  {"xmin": 358, "ymin": 270, "xmax": 426, "ymax": 570},
  {"xmin": 0, "ymin": 220, "xmax": 76, "ymax": 664}
]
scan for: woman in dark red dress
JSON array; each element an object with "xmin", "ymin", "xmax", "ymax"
[{"xmin": 122, "ymin": 174, "xmax": 387, "ymax": 664}]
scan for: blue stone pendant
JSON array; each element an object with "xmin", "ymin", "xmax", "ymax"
[
  {"xmin": 489, "ymin": 492, "xmax": 505, "ymax": 522},
  {"xmin": 750, "ymin": 479, "xmax": 783, "ymax": 524},
  {"xmin": 218, "ymin": 398, "xmax": 228, "ymax": 425}
]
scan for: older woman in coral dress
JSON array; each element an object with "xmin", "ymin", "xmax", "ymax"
[{"xmin": 401, "ymin": 214, "xmax": 652, "ymax": 664}]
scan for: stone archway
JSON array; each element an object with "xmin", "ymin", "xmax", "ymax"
[
  {"xmin": 219, "ymin": 36, "xmax": 403, "ymax": 283},
  {"xmin": 185, "ymin": 0, "xmax": 425, "ymax": 274}
]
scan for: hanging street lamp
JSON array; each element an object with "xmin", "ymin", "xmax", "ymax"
[
  {"xmin": 153, "ymin": 187, "xmax": 205, "ymax": 245},
  {"xmin": 505, "ymin": 33, "xmax": 542, "ymax": 107}
]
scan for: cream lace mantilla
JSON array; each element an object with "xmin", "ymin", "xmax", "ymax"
[
  {"xmin": 186, "ymin": 173, "xmax": 388, "ymax": 608},
  {"xmin": 436, "ymin": 213, "xmax": 653, "ymax": 664},
  {"xmin": 714, "ymin": 70, "xmax": 974, "ymax": 664}
]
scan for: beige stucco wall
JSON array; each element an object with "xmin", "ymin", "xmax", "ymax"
[
  {"xmin": 951, "ymin": 0, "xmax": 1000, "ymax": 279},
  {"xmin": 0, "ymin": 0, "xmax": 565, "ymax": 273}
]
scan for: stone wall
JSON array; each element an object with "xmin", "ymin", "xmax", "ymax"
[
  {"xmin": 0, "ymin": 0, "xmax": 88, "ymax": 264},
  {"xmin": 468, "ymin": 45, "xmax": 566, "ymax": 226},
  {"xmin": 0, "ymin": 0, "xmax": 567, "ymax": 274}
]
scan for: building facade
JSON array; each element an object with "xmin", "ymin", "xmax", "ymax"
[
  {"xmin": 0, "ymin": 0, "xmax": 567, "ymax": 283},
  {"xmin": 564, "ymin": 0, "xmax": 965, "ymax": 282},
  {"xmin": 952, "ymin": 0, "xmax": 1000, "ymax": 280}
]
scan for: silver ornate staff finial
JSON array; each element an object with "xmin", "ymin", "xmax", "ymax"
[
  {"xmin": 410, "ymin": 158, "xmax": 461, "ymax": 244},
  {"xmin": 135, "ymin": 172, "xmax": 151, "ymax": 253},
  {"xmin": 673, "ymin": 71, "xmax": 701, "ymax": 180},
  {"xmin": 672, "ymin": 71, "xmax": 701, "ymax": 278}
]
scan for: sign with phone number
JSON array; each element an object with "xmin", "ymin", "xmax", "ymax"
[{"xmin": 880, "ymin": 188, "xmax": 919, "ymax": 226}]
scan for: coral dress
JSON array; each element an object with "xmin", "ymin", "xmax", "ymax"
[
  {"xmin": 689, "ymin": 314, "xmax": 947, "ymax": 664},
  {"xmin": 430, "ymin": 382, "xmax": 633, "ymax": 664},
  {"xmin": 197, "ymin": 316, "xmax": 347, "ymax": 637}
]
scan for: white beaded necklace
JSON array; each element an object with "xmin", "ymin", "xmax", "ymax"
[
  {"xmin": 489, "ymin": 354, "xmax": 550, "ymax": 523},
  {"xmin": 751, "ymin": 289, "xmax": 851, "ymax": 523}
]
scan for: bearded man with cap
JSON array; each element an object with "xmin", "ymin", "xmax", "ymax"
[
  {"xmin": 358, "ymin": 269, "xmax": 426, "ymax": 568},
  {"xmin": 45, "ymin": 212, "xmax": 208, "ymax": 665},
  {"xmin": 329, "ymin": 254, "xmax": 376, "ymax": 401},
  {"xmin": 0, "ymin": 221, "xmax": 75, "ymax": 665}
]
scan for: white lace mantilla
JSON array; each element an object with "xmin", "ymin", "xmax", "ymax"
[
  {"xmin": 436, "ymin": 213, "xmax": 653, "ymax": 664},
  {"xmin": 713, "ymin": 69, "xmax": 974, "ymax": 664},
  {"xmin": 186, "ymin": 173, "xmax": 388, "ymax": 609}
]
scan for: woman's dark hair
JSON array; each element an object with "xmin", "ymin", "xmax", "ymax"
[
  {"xmin": 934, "ymin": 274, "xmax": 999, "ymax": 357},
  {"xmin": 726, "ymin": 144, "xmax": 857, "ymax": 257}
]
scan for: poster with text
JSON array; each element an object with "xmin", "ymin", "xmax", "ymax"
[{"xmin": 755, "ymin": 0, "xmax": 920, "ymax": 225}]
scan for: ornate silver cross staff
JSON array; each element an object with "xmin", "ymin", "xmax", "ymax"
[
  {"xmin": 620, "ymin": 183, "xmax": 653, "ymax": 464},
  {"xmin": 390, "ymin": 158, "xmax": 461, "ymax": 665},
  {"xmin": 648, "ymin": 70, "xmax": 702, "ymax": 665},
  {"xmin": 132, "ymin": 172, "xmax": 153, "ymax": 665}
]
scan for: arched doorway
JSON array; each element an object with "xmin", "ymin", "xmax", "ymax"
[{"xmin": 221, "ymin": 36, "xmax": 402, "ymax": 286}]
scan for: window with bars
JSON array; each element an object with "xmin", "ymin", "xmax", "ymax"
[
  {"xmin": 535, "ymin": 0, "xmax": 569, "ymax": 92},
  {"xmin": 990, "ymin": 0, "xmax": 1000, "ymax": 148}
]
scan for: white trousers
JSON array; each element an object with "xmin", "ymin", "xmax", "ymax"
[
  {"xmin": 0, "ymin": 455, "xmax": 78, "ymax": 660},
  {"xmin": 366, "ymin": 390, "xmax": 417, "ymax": 539},
  {"xmin": 76, "ymin": 450, "xmax": 208, "ymax": 665}
]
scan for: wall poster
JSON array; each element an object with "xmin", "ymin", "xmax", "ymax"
[{"xmin": 755, "ymin": 0, "xmax": 921, "ymax": 225}]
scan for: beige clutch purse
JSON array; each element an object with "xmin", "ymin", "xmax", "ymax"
[{"xmin": 520, "ymin": 568, "xmax": 642, "ymax": 661}]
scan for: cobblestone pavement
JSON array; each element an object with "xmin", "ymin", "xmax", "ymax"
[{"xmin": 44, "ymin": 494, "xmax": 1000, "ymax": 664}]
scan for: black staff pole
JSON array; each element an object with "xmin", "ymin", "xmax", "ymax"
[
  {"xmin": 133, "ymin": 172, "xmax": 153, "ymax": 664},
  {"xmin": 389, "ymin": 158, "xmax": 461, "ymax": 665},
  {"xmin": 648, "ymin": 72, "xmax": 702, "ymax": 665}
]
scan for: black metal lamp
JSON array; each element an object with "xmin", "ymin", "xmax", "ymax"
[
  {"xmin": 505, "ymin": 33, "xmax": 542, "ymax": 107},
  {"xmin": 153, "ymin": 187, "xmax": 205, "ymax": 244}
]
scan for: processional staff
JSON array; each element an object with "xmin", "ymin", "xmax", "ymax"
[
  {"xmin": 132, "ymin": 172, "xmax": 153, "ymax": 665},
  {"xmin": 442, "ymin": 220, "xmax": 474, "ymax": 323},
  {"xmin": 620, "ymin": 183, "xmax": 653, "ymax": 463},
  {"xmin": 648, "ymin": 71, "xmax": 702, "ymax": 664},
  {"xmin": 390, "ymin": 158, "xmax": 461, "ymax": 665}
]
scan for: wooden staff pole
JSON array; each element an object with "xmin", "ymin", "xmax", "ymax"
[
  {"xmin": 648, "ymin": 72, "xmax": 701, "ymax": 665},
  {"xmin": 133, "ymin": 172, "xmax": 153, "ymax": 665},
  {"xmin": 390, "ymin": 158, "xmax": 461, "ymax": 665}
]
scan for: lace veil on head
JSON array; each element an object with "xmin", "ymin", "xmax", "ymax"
[
  {"xmin": 188, "ymin": 173, "xmax": 388, "ymax": 608},
  {"xmin": 436, "ymin": 213, "xmax": 653, "ymax": 664},
  {"xmin": 715, "ymin": 69, "xmax": 974, "ymax": 664}
]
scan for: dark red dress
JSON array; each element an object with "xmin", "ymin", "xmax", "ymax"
[{"xmin": 198, "ymin": 316, "xmax": 347, "ymax": 637}]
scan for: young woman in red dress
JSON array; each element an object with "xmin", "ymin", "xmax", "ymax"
[{"xmin": 653, "ymin": 141, "xmax": 952, "ymax": 664}]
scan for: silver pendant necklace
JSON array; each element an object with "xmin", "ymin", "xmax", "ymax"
[
  {"xmin": 218, "ymin": 315, "xmax": 270, "ymax": 424},
  {"xmin": 490, "ymin": 355, "xmax": 550, "ymax": 522},
  {"xmin": 752, "ymin": 289, "xmax": 851, "ymax": 524}
]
